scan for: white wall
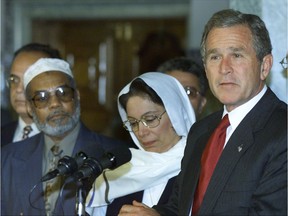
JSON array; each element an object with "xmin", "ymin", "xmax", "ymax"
[
  {"xmin": 231, "ymin": 0, "xmax": 287, "ymax": 103},
  {"xmin": 188, "ymin": 0, "xmax": 230, "ymax": 49}
]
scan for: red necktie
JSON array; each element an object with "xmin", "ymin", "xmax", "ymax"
[{"xmin": 192, "ymin": 114, "xmax": 230, "ymax": 215}]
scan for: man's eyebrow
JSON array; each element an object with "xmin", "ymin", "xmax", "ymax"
[
  {"xmin": 229, "ymin": 46, "xmax": 245, "ymax": 52},
  {"xmin": 206, "ymin": 46, "xmax": 246, "ymax": 55},
  {"xmin": 206, "ymin": 48, "xmax": 219, "ymax": 56}
]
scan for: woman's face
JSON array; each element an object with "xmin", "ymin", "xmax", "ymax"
[{"xmin": 125, "ymin": 95, "xmax": 180, "ymax": 153}]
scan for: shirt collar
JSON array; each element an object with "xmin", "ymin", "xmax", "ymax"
[
  {"xmin": 19, "ymin": 117, "xmax": 39, "ymax": 132},
  {"xmin": 44, "ymin": 122, "xmax": 81, "ymax": 157},
  {"xmin": 223, "ymin": 85, "xmax": 267, "ymax": 131}
]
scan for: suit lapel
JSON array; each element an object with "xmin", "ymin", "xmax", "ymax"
[
  {"xmin": 14, "ymin": 135, "xmax": 46, "ymax": 212},
  {"xmin": 181, "ymin": 113, "xmax": 223, "ymax": 214},
  {"xmin": 200, "ymin": 121, "xmax": 254, "ymax": 214},
  {"xmin": 71, "ymin": 123, "xmax": 103, "ymax": 157}
]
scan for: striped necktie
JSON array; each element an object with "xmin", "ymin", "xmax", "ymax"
[{"xmin": 44, "ymin": 144, "xmax": 63, "ymax": 215}]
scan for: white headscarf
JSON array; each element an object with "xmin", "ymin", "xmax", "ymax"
[
  {"xmin": 86, "ymin": 72, "xmax": 195, "ymax": 208},
  {"xmin": 118, "ymin": 72, "xmax": 195, "ymax": 150}
]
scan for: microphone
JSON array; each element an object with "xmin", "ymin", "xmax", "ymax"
[
  {"xmin": 41, "ymin": 151, "xmax": 88, "ymax": 182},
  {"xmin": 69, "ymin": 146, "xmax": 131, "ymax": 182}
]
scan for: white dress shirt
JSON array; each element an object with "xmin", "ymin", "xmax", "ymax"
[{"xmin": 13, "ymin": 117, "xmax": 40, "ymax": 142}]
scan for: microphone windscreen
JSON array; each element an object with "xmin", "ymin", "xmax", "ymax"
[{"xmin": 107, "ymin": 146, "xmax": 132, "ymax": 169}]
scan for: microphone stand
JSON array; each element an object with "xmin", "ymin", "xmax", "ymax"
[
  {"xmin": 75, "ymin": 180, "xmax": 86, "ymax": 216},
  {"xmin": 75, "ymin": 175, "xmax": 96, "ymax": 216}
]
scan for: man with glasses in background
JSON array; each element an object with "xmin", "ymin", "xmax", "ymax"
[
  {"xmin": 1, "ymin": 58, "xmax": 127, "ymax": 215},
  {"xmin": 157, "ymin": 57, "xmax": 208, "ymax": 119},
  {"xmin": 1, "ymin": 43, "xmax": 61, "ymax": 146}
]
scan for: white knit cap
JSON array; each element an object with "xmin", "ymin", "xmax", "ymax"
[{"xmin": 23, "ymin": 58, "xmax": 73, "ymax": 89}]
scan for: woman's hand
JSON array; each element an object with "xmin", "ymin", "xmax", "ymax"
[{"xmin": 118, "ymin": 200, "xmax": 161, "ymax": 216}]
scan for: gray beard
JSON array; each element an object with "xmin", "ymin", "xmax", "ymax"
[{"xmin": 33, "ymin": 103, "xmax": 81, "ymax": 137}]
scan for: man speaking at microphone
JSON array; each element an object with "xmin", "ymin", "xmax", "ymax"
[{"xmin": 1, "ymin": 58, "xmax": 128, "ymax": 215}]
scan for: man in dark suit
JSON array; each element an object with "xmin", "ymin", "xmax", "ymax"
[
  {"xmin": 1, "ymin": 58, "xmax": 127, "ymax": 215},
  {"xmin": 1, "ymin": 43, "xmax": 61, "ymax": 146},
  {"xmin": 118, "ymin": 9, "xmax": 287, "ymax": 216}
]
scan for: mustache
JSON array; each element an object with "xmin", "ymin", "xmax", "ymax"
[{"xmin": 46, "ymin": 109, "xmax": 71, "ymax": 121}]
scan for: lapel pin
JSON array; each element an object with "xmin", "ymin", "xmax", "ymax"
[{"xmin": 237, "ymin": 144, "xmax": 243, "ymax": 152}]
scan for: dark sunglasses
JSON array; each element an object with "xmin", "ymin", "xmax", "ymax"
[{"xmin": 29, "ymin": 85, "xmax": 75, "ymax": 109}]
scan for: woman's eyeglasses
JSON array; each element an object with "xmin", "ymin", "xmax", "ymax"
[{"xmin": 123, "ymin": 110, "xmax": 166, "ymax": 132}]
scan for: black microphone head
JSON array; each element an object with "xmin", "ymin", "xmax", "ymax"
[
  {"xmin": 104, "ymin": 146, "xmax": 132, "ymax": 170},
  {"xmin": 57, "ymin": 156, "xmax": 78, "ymax": 174},
  {"xmin": 41, "ymin": 170, "xmax": 59, "ymax": 182},
  {"xmin": 41, "ymin": 151, "xmax": 88, "ymax": 182},
  {"xmin": 75, "ymin": 151, "xmax": 88, "ymax": 165},
  {"xmin": 57, "ymin": 151, "xmax": 88, "ymax": 175},
  {"xmin": 68, "ymin": 147, "xmax": 132, "ymax": 182}
]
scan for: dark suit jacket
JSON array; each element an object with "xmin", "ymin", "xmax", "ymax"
[
  {"xmin": 1, "ymin": 120, "xmax": 17, "ymax": 146},
  {"xmin": 1, "ymin": 122, "xmax": 127, "ymax": 216},
  {"xmin": 106, "ymin": 177, "xmax": 176, "ymax": 216},
  {"xmin": 154, "ymin": 88, "xmax": 287, "ymax": 216}
]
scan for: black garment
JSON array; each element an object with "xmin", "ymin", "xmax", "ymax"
[
  {"xmin": 153, "ymin": 88, "xmax": 287, "ymax": 215},
  {"xmin": 106, "ymin": 176, "xmax": 176, "ymax": 216}
]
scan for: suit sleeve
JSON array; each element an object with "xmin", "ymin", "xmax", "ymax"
[
  {"xmin": 152, "ymin": 175, "xmax": 182, "ymax": 215},
  {"xmin": 248, "ymin": 127, "xmax": 287, "ymax": 215}
]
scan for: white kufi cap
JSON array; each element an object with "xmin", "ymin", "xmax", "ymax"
[{"xmin": 23, "ymin": 58, "xmax": 73, "ymax": 89}]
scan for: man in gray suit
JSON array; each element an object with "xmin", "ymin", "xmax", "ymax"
[{"xmin": 118, "ymin": 9, "xmax": 287, "ymax": 216}]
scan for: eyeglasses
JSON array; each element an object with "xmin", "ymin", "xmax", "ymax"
[
  {"xmin": 123, "ymin": 110, "xmax": 166, "ymax": 132},
  {"xmin": 29, "ymin": 85, "xmax": 75, "ymax": 109},
  {"xmin": 280, "ymin": 56, "xmax": 287, "ymax": 69},
  {"xmin": 184, "ymin": 86, "xmax": 201, "ymax": 99},
  {"xmin": 6, "ymin": 74, "xmax": 21, "ymax": 88}
]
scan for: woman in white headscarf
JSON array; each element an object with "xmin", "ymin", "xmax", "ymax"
[{"xmin": 86, "ymin": 72, "xmax": 195, "ymax": 215}]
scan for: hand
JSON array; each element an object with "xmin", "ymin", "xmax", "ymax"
[{"xmin": 118, "ymin": 200, "xmax": 161, "ymax": 216}]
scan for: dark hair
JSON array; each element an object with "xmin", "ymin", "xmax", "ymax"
[
  {"xmin": 200, "ymin": 9, "xmax": 272, "ymax": 63},
  {"xmin": 13, "ymin": 43, "xmax": 62, "ymax": 59},
  {"xmin": 157, "ymin": 56, "xmax": 208, "ymax": 96},
  {"xmin": 119, "ymin": 78, "xmax": 164, "ymax": 111}
]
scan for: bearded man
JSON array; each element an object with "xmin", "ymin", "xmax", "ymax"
[{"xmin": 1, "ymin": 58, "xmax": 127, "ymax": 215}]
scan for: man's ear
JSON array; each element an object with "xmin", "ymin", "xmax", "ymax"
[{"xmin": 260, "ymin": 54, "xmax": 273, "ymax": 80}]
